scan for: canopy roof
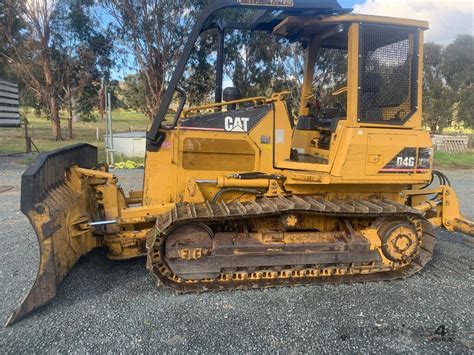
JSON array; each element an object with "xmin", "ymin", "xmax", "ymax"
[
  {"xmin": 273, "ymin": 13, "xmax": 429, "ymax": 37},
  {"xmin": 201, "ymin": 1, "xmax": 351, "ymax": 33}
]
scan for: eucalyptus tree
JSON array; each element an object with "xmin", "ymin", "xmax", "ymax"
[{"xmin": 1, "ymin": 0, "xmax": 64, "ymax": 140}]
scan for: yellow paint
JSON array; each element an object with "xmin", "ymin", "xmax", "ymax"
[
  {"xmin": 273, "ymin": 14, "xmax": 429, "ymax": 36},
  {"xmin": 39, "ymin": 14, "xmax": 472, "ymax": 265}
]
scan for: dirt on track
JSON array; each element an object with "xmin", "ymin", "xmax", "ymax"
[{"xmin": 0, "ymin": 161, "xmax": 472, "ymax": 353}]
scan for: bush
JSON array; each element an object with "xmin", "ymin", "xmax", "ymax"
[{"xmin": 80, "ymin": 112, "xmax": 98, "ymax": 122}]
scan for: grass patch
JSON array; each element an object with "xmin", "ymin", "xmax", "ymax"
[
  {"xmin": 0, "ymin": 108, "xmax": 149, "ymax": 162},
  {"xmin": 16, "ymin": 154, "xmax": 37, "ymax": 166},
  {"xmin": 434, "ymin": 151, "xmax": 474, "ymax": 168}
]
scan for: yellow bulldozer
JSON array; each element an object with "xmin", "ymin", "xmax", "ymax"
[{"xmin": 7, "ymin": 0, "xmax": 473, "ymax": 326}]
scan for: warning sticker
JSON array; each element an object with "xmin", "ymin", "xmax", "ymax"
[{"xmin": 276, "ymin": 129, "xmax": 285, "ymax": 144}]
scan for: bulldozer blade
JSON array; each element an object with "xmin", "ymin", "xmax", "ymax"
[{"xmin": 6, "ymin": 144, "xmax": 101, "ymax": 326}]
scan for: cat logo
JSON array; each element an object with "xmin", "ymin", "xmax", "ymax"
[{"xmin": 224, "ymin": 116, "xmax": 250, "ymax": 132}]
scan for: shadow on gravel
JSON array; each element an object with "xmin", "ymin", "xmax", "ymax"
[{"xmin": 17, "ymin": 249, "xmax": 149, "ymax": 322}]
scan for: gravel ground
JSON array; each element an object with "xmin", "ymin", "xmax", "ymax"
[{"xmin": 0, "ymin": 159, "xmax": 473, "ymax": 353}]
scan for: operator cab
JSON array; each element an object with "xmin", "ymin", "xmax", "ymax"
[
  {"xmin": 175, "ymin": 13, "xmax": 352, "ymax": 166},
  {"xmin": 146, "ymin": 1, "xmax": 426, "ymax": 178},
  {"xmin": 274, "ymin": 19, "xmax": 350, "ymax": 164}
]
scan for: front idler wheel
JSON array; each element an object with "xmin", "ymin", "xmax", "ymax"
[{"xmin": 378, "ymin": 220, "xmax": 420, "ymax": 262}]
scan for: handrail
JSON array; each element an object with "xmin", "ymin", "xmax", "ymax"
[
  {"xmin": 332, "ymin": 86, "xmax": 347, "ymax": 96},
  {"xmin": 271, "ymin": 91, "xmax": 291, "ymax": 101},
  {"xmin": 183, "ymin": 96, "xmax": 267, "ymax": 117}
]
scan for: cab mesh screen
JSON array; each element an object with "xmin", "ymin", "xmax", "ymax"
[{"xmin": 358, "ymin": 24, "xmax": 419, "ymax": 123}]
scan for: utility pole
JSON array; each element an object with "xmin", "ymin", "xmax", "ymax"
[
  {"xmin": 103, "ymin": 81, "xmax": 114, "ymax": 166},
  {"xmin": 104, "ymin": 82, "xmax": 109, "ymax": 166},
  {"xmin": 99, "ymin": 78, "xmax": 105, "ymax": 121},
  {"xmin": 107, "ymin": 91, "xmax": 114, "ymax": 165}
]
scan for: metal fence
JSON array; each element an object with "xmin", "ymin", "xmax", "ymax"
[
  {"xmin": 0, "ymin": 78, "xmax": 20, "ymax": 127},
  {"xmin": 431, "ymin": 135, "xmax": 469, "ymax": 153}
]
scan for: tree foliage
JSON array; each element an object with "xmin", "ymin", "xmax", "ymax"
[
  {"xmin": 119, "ymin": 73, "xmax": 149, "ymax": 111},
  {"xmin": 0, "ymin": 0, "xmax": 112, "ymax": 140},
  {"xmin": 1, "ymin": 0, "xmax": 65, "ymax": 140},
  {"xmin": 423, "ymin": 35, "xmax": 474, "ymax": 133},
  {"xmin": 102, "ymin": 0, "xmax": 205, "ymax": 119},
  {"xmin": 54, "ymin": 0, "xmax": 114, "ymax": 136},
  {"xmin": 1, "ymin": 1, "xmax": 472, "ymax": 138},
  {"xmin": 182, "ymin": 31, "xmax": 217, "ymax": 107},
  {"xmin": 443, "ymin": 35, "xmax": 474, "ymax": 129}
]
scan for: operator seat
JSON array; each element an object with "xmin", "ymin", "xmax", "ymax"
[
  {"xmin": 359, "ymin": 72, "xmax": 383, "ymax": 120},
  {"xmin": 296, "ymin": 107, "xmax": 343, "ymax": 133},
  {"xmin": 223, "ymin": 87, "xmax": 242, "ymax": 111}
]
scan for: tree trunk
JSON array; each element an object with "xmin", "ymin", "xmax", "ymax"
[
  {"xmin": 50, "ymin": 95, "xmax": 62, "ymax": 141},
  {"xmin": 41, "ymin": 40, "xmax": 62, "ymax": 141},
  {"xmin": 67, "ymin": 89, "xmax": 73, "ymax": 139}
]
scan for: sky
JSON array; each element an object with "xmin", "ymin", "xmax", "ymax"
[{"xmin": 344, "ymin": 0, "xmax": 473, "ymax": 44}]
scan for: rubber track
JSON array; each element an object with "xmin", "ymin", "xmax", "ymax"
[{"xmin": 146, "ymin": 196, "xmax": 436, "ymax": 292}]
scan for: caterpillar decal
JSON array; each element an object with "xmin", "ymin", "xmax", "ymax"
[
  {"xmin": 179, "ymin": 104, "xmax": 272, "ymax": 132},
  {"xmin": 224, "ymin": 116, "xmax": 250, "ymax": 132},
  {"xmin": 380, "ymin": 147, "xmax": 433, "ymax": 174}
]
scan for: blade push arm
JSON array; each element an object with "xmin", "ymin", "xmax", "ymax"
[{"xmin": 408, "ymin": 186, "xmax": 474, "ymax": 237}]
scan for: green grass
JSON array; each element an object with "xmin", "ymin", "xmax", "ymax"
[
  {"xmin": 434, "ymin": 151, "xmax": 474, "ymax": 168},
  {"xmin": 0, "ymin": 108, "xmax": 149, "ymax": 162}
]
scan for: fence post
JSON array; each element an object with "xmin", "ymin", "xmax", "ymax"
[{"xmin": 23, "ymin": 116, "xmax": 31, "ymax": 153}]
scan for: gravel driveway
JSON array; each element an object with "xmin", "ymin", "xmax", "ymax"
[{"xmin": 0, "ymin": 159, "xmax": 472, "ymax": 353}]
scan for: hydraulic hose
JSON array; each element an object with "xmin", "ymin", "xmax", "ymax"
[{"xmin": 421, "ymin": 170, "xmax": 451, "ymax": 189}]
